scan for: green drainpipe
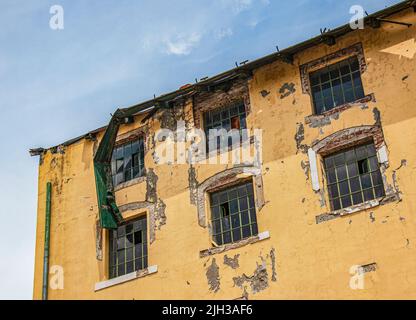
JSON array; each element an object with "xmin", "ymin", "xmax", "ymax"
[{"xmin": 42, "ymin": 182, "xmax": 52, "ymax": 300}]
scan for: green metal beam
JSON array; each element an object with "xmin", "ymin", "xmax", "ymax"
[
  {"xmin": 42, "ymin": 182, "xmax": 52, "ymax": 300},
  {"xmin": 93, "ymin": 109, "xmax": 125, "ymax": 229}
]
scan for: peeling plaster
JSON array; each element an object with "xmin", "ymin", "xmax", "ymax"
[
  {"xmin": 369, "ymin": 212, "xmax": 376, "ymax": 223},
  {"xmin": 223, "ymin": 254, "xmax": 240, "ymax": 269},
  {"xmin": 146, "ymin": 168, "xmax": 158, "ymax": 203},
  {"xmin": 301, "ymin": 160, "xmax": 310, "ymax": 180},
  {"xmin": 188, "ymin": 165, "xmax": 199, "ymax": 206},
  {"xmin": 373, "ymin": 107, "xmax": 381, "ymax": 125},
  {"xmin": 233, "ymin": 257, "xmax": 268, "ymax": 294},
  {"xmin": 260, "ymin": 90, "xmax": 270, "ymax": 98},
  {"xmin": 359, "ymin": 263, "xmax": 377, "ymax": 274},
  {"xmin": 295, "ymin": 123, "xmax": 308, "ymax": 154},
  {"xmin": 279, "ymin": 82, "xmax": 296, "ymax": 99},
  {"xmin": 95, "ymin": 220, "xmax": 103, "ymax": 261},
  {"xmin": 316, "ymin": 189, "xmax": 326, "ymax": 208},
  {"xmin": 270, "ymin": 248, "xmax": 277, "ymax": 282},
  {"xmin": 206, "ymin": 258, "xmax": 220, "ymax": 293},
  {"xmin": 154, "ymin": 198, "xmax": 167, "ymax": 230}
]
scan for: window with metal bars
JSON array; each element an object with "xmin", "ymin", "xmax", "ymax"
[
  {"xmin": 210, "ymin": 181, "xmax": 258, "ymax": 246},
  {"xmin": 111, "ymin": 138, "xmax": 145, "ymax": 186},
  {"xmin": 109, "ymin": 216, "xmax": 148, "ymax": 279},
  {"xmin": 203, "ymin": 102, "xmax": 247, "ymax": 150},
  {"xmin": 310, "ymin": 56, "xmax": 365, "ymax": 115},
  {"xmin": 324, "ymin": 142, "xmax": 385, "ymax": 211}
]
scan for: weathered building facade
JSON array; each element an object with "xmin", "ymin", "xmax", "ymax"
[{"xmin": 32, "ymin": 1, "xmax": 416, "ymax": 299}]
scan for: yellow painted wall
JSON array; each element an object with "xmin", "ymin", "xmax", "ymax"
[{"xmin": 33, "ymin": 8, "xmax": 416, "ymax": 299}]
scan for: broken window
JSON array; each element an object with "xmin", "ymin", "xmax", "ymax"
[
  {"xmin": 324, "ymin": 142, "xmax": 385, "ymax": 211},
  {"xmin": 309, "ymin": 56, "xmax": 365, "ymax": 114},
  {"xmin": 111, "ymin": 138, "xmax": 145, "ymax": 186},
  {"xmin": 209, "ymin": 182, "xmax": 258, "ymax": 246},
  {"xmin": 204, "ymin": 102, "xmax": 247, "ymax": 150},
  {"xmin": 109, "ymin": 216, "xmax": 148, "ymax": 278}
]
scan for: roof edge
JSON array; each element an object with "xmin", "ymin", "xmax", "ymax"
[{"xmin": 30, "ymin": 0, "xmax": 415, "ymax": 155}]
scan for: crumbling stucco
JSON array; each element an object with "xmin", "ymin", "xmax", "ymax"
[
  {"xmin": 373, "ymin": 107, "xmax": 381, "ymax": 126},
  {"xmin": 95, "ymin": 220, "xmax": 103, "ymax": 261},
  {"xmin": 223, "ymin": 254, "xmax": 240, "ymax": 269},
  {"xmin": 279, "ymin": 82, "xmax": 296, "ymax": 99},
  {"xmin": 233, "ymin": 258, "xmax": 268, "ymax": 294},
  {"xmin": 188, "ymin": 165, "xmax": 198, "ymax": 206},
  {"xmin": 154, "ymin": 198, "xmax": 167, "ymax": 230},
  {"xmin": 206, "ymin": 258, "xmax": 220, "ymax": 293},
  {"xmin": 158, "ymin": 108, "xmax": 177, "ymax": 131},
  {"xmin": 260, "ymin": 90, "xmax": 270, "ymax": 98},
  {"xmin": 146, "ymin": 168, "xmax": 158, "ymax": 203},
  {"xmin": 295, "ymin": 123, "xmax": 308, "ymax": 154},
  {"xmin": 270, "ymin": 248, "xmax": 277, "ymax": 282},
  {"xmin": 301, "ymin": 160, "xmax": 310, "ymax": 180},
  {"xmin": 359, "ymin": 263, "xmax": 377, "ymax": 274}
]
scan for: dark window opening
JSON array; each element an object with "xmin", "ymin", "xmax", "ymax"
[
  {"xmin": 358, "ymin": 159, "xmax": 370, "ymax": 175},
  {"xmin": 210, "ymin": 182, "xmax": 258, "ymax": 246},
  {"xmin": 111, "ymin": 138, "xmax": 145, "ymax": 186},
  {"xmin": 220, "ymin": 203, "xmax": 230, "ymax": 217},
  {"xmin": 309, "ymin": 56, "xmax": 365, "ymax": 115},
  {"xmin": 109, "ymin": 216, "xmax": 148, "ymax": 279},
  {"xmin": 324, "ymin": 142, "xmax": 385, "ymax": 211}
]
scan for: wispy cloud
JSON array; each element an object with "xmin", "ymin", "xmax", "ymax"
[
  {"xmin": 214, "ymin": 27, "xmax": 233, "ymax": 40},
  {"xmin": 164, "ymin": 32, "xmax": 202, "ymax": 55},
  {"xmin": 223, "ymin": 0, "xmax": 253, "ymax": 14}
]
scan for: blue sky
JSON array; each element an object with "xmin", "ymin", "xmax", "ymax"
[{"xmin": 0, "ymin": 0, "xmax": 401, "ymax": 299}]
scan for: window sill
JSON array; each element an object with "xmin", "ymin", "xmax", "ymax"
[
  {"xmin": 305, "ymin": 93, "xmax": 375, "ymax": 126},
  {"xmin": 315, "ymin": 192, "xmax": 400, "ymax": 224},
  {"xmin": 199, "ymin": 231, "xmax": 270, "ymax": 258},
  {"xmin": 114, "ymin": 176, "xmax": 146, "ymax": 192},
  {"xmin": 94, "ymin": 265, "xmax": 158, "ymax": 292}
]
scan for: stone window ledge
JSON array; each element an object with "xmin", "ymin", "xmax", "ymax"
[
  {"xmin": 315, "ymin": 193, "xmax": 400, "ymax": 224},
  {"xmin": 199, "ymin": 231, "xmax": 270, "ymax": 258},
  {"xmin": 94, "ymin": 265, "xmax": 158, "ymax": 292},
  {"xmin": 305, "ymin": 93, "xmax": 375, "ymax": 126},
  {"xmin": 114, "ymin": 176, "xmax": 146, "ymax": 192}
]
